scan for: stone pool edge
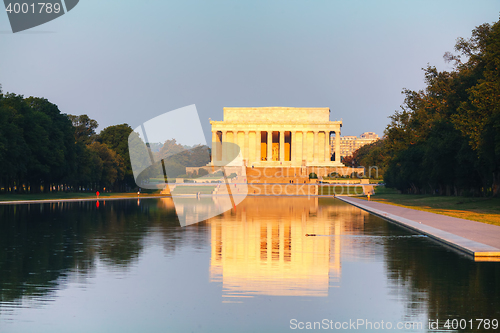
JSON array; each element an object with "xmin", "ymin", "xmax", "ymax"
[{"xmin": 336, "ymin": 196, "xmax": 500, "ymax": 262}]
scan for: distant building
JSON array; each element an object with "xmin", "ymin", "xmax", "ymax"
[{"xmin": 331, "ymin": 132, "xmax": 380, "ymax": 158}]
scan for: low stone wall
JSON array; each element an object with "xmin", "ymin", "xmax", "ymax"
[
  {"xmin": 248, "ymin": 183, "xmax": 318, "ymax": 196},
  {"xmin": 186, "ymin": 166, "xmax": 368, "ymax": 178}
]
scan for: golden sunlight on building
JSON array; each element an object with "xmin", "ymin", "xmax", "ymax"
[
  {"xmin": 210, "ymin": 107, "xmax": 343, "ymax": 167},
  {"xmin": 208, "ymin": 197, "xmax": 368, "ymax": 299}
]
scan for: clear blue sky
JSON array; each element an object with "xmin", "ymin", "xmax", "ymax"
[{"xmin": 1, "ymin": 0, "xmax": 499, "ymax": 139}]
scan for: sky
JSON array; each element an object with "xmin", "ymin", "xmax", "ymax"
[{"xmin": 1, "ymin": 0, "xmax": 499, "ymax": 142}]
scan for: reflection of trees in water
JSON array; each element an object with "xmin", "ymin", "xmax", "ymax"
[
  {"xmin": 0, "ymin": 199, "xmax": 206, "ymax": 308},
  {"xmin": 384, "ymin": 222, "xmax": 500, "ymax": 330},
  {"xmin": 0, "ymin": 203, "xmax": 96, "ymax": 305},
  {"xmin": 155, "ymin": 198, "xmax": 209, "ymax": 255}
]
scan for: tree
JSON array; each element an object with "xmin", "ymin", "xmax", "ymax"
[
  {"xmin": 450, "ymin": 22, "xmax": 500, "ymax": 196},
  {"xmin": 99, "ymin": 124, "xmax": 134, "ymax": 191},
  {"xmin": 25, "ymin": 97, "xmax": 77, "ymax": 192},
  {"xmin": 0, "ymin": 92, "xmax": 29, "ymax": 192},
  {"xmin": 68, "ymin": 114, "xmax": 98, "ymax": 145},
  {"xmin": 383, "ymin": 18, "xmax": 500, "ymax": 196},
  {"xmin": 342, "ymin": 152, "xmax": 358, "ymax": 168},
  {"xmin": 356, "ymin": 139, "xmax": 388, "ymax": 179},
  {"xmin": 88, "ymin": 142, "xmax": 125, "ymax": 188}
]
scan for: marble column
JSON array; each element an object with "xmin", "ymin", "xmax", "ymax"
[
  {"xmin": 256, "ymin": 131, "xmax": 261, "ymax": 162},
  {"xmin": 229, "ymin": 131, "xmax": 240, "ymax": 160},
  {"xmin": 244, "ymin": 131, "xmax": 249, "ymax": 163},
  {"xmin": 267, "ymin": 130, "xmax": 272, "ymax": 162},
  {"xmin": 291, "ymin": 131, "xmax": 297, "ymax": 164},
  {"xmin": 302, "ymin": 131, "xmax": 307, "ymax": 164},
  {"xmin": 233, "ymin": 131, "xmax": 239, "ymax": 160},
  {"xmin": 335, "ymin": 130, "xmax": 341, "ymax": 163},
  {"xmin": 313, "ymin": 131, "xmax": 318, "ymax": 163},
  {"xmin": 221, "ymin": 131, "xmax": 227, "ymax": 163},
  {"xmin": 279, "ymin": 130, "xmax": 285, "ymax": 162},
  {"xmin": 211, "ymin": 131, "xmax": 218, "ymax": 164},
  {"xmin": 324, "ymin": 131, "xmax": 330, "ymax": 162}
]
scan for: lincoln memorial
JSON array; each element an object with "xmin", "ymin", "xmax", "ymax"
[{"xmin": 210, "ymin": 107, "xmax": 344, "ymax": 167}]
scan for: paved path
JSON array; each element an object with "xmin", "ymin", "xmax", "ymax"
[{"xmin": 337, "ymin": 196, "xmax": 500, "ymax": 261}]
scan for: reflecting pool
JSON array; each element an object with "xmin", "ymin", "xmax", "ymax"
[{"xmin": 0, "ymin": 197, "xmax": 499, "ymax": 332}]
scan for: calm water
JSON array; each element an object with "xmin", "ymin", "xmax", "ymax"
[{"xmin": 0, "ymin": 197, "xmax": 499, "ymax": 333}]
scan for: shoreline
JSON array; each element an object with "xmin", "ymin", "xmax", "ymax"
[
  {"xmin": 0, "ymin": 193, "xmax": 350, "ymax": 205},
  {"xmin": 0, "ymin": 194, "xmax": 172, "ymax": 205},
  {"xmin": 337, "ymin": 196, "xmax": 500, "ymax": 262}
]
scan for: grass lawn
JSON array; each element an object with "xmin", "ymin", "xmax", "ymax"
[
  {"xmin": 358, "ymin": 187, "xmax": 500, "ymax": 226},
  {"xmin": 0, "ymin": 191, "xmax": 167, "ymax": 202},
  {"xmin": 171, "ymin": 185, "xmax": 217, "ymax": 194}
]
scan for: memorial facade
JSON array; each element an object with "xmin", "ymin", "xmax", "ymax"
[{"xmin": 210, "ymin": 107, "xmax": 344, "ymax": 167}]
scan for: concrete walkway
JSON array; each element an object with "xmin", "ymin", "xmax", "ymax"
[{"xmin": 337, "ymin": 196, "xmax": 500, "ymax": 262}]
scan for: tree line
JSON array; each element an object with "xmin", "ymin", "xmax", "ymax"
[
  {"xmin": 345, "ymin": 18, "xmax": 500, "ymax": 196},
  {"xmin": 0, "ymin": 88, "xmax": 135, "ymax": 193}
]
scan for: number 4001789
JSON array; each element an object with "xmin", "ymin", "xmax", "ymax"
[
  {"xmin": 5, "ymin": 2, "xmax": 62, "ymax": 14},
  {"xmin": 443, "ymin": 319, "xmax": 498, "ymax": 330}
]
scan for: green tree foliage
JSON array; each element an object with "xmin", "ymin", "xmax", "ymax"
[
  {"xmin": 99, "ymin": 124, "xmax": 134, "ymax": 191},
  {"xmin": 383, "ymin": 18, "xmax": 500, "ymax": 196},
  {"xmin": 88, "ymin": 142, "xmax": 125, "ymax": 188},
  {"xmin": 0, "ymin": 92, "xmax": 78, "ymax": 193},
  {"xmin": 68, "ymin": 114, "xmax": 98, "ymax": 145},
  {"xmin": 25, "ymin": 97, "xmax": 77, "ymax": 192},
  {"xmin": 0, "ymin": 91, "xmax": 137, "ymax": 193},
  {"xmin": 342, "ymin": 139, "xmax": 388, "ymax": 179},
  {"xmin": 0, "ymin": 91, "xmax": 29, "ymax": 190},
  {"xmin": 0, "ymin": 89, "xmax": 213, "ymax": 193},
  {"xmin": 357, "ymin": 140, "xmax": 387, "ymax": 179},
  {"xmin": 67, "ymin": 120, "xmax": 131, "ymax": 191}
]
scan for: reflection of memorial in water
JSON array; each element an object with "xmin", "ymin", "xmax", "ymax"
[
  {"xmin": 208, "ymin": 197, "xmax": 369, "ymax": 299},
  {"xmin": 160, "ymin": 196, "xmax": 235, "ymax": 226}
]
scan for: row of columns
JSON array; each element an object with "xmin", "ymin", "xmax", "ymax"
[{"xmin": 212, "ymin": 130, "xmax": 341, "ymax": 164}]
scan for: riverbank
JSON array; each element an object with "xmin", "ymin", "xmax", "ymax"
[{"xmin": 358, "ymin": 187, "xmax": 500, "ymax": 226}]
